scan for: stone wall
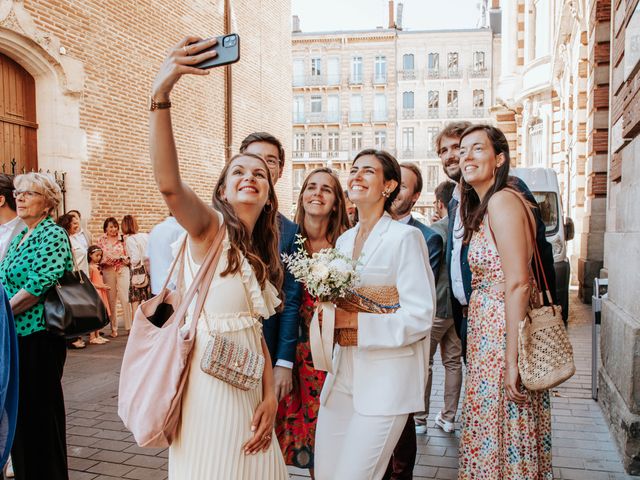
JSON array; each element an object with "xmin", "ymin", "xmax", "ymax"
[{"xmin": 600, "ymin": 0, "xmax": 640, "ymax": 473}]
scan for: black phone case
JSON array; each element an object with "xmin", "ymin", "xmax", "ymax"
[{"xmin": 194, "ymin": 34, "xmax": 240, "ymax": 69}]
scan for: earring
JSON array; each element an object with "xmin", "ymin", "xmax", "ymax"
[
  {"xmin": 263, "ymin": 203, "xmax": 273, "ymax": 213},
  {"xmin": 382, "ymin": 190, "xmax": 391, "ymax": 198}
]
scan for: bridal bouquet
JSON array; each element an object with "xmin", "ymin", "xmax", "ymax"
[
  {"xmin": 281, "ymin": 235, "xmax": 359, "ymax": 301},
  {"xmin": 282, "ymin": 235, "xmax": 359, "ymax": 373}
]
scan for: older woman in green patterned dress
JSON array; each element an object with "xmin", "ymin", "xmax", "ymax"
[{"xmin": 0, "ymin": 172, "xmax": 73, "ymax": 480}]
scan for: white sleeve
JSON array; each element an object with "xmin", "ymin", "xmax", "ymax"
[
  {"xmin": 356, "ymin": 229, "xmax": 436, "ymax": 349},
  {"xmin": 126, "ymin": 235, "xmax": 142, "ymax": 267}
]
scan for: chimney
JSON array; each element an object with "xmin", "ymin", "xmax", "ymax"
[
  {"xmin": 388, "ymin": 0, "xmax": 395, "ymax": 29},
  {"xmin": 292, "ymin": 15, "xmax": 301, "ymax": 33},
  {"xmin": 396, "ymin": 2, "xmax": 403, "ymax": 30}
]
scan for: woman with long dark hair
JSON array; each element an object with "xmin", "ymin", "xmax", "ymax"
[
  {"xmin": 149, "ymin": 36, "xmax": 287, "ymax": 479},
  {"xmin": 457, "ymin": 125, "xmax": 552, "ymax": 479},
  {"xmin": 314, "ymin": 149, "xmax": 435, "ymax": 480},
  {"xmin": 276, "ymin": 167, "xmax": 349, "ymax": 477}
]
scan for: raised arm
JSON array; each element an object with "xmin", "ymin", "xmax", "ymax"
[
  {"xmin": 149, "ymin": 36, "xmax": 220, "ymax": 243},
  {"xmin": 487, "ymin": 190, "xmax": 533, "ymax": 404}
]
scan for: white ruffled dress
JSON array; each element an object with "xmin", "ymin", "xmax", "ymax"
[{"xmin": 168, "ymin": 233, "xmax": 288, "ymax": 480}]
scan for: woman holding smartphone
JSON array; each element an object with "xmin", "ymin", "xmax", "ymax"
[{"xmin": 148, "ymin": 36, "xmax": 288, "ymax": 480}]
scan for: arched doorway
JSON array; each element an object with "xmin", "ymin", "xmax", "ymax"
[{"xmin": 0, "ymin": 53, "xmax": 37, "ymax": 173}]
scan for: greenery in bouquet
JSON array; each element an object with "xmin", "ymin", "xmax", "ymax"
[{"xmin": 282, "ymin": 235, "xmax": 359, "ymax": 301}]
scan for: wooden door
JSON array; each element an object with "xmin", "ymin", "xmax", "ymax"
[{"xmin": 0, "ymin": 54, "xmax": 37, "ymax": 173}]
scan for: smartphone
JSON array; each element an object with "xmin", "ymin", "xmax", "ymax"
[{"xmin": 194, "ymin": 33, "xmax": 240, "ymax": 69}]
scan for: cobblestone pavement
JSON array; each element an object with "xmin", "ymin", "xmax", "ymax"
[{"xmin": 62, "ymin": 292, "xmax": 635, "ymax": 479}]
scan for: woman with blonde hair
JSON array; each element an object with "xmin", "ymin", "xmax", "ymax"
[
  {"xmin": 276, "ymin": 167, "xmax": 350, "ymax": 477},
  {"xmin": 0, "ymin": 172, "xmax": 72, "ymax": 480},
  {"xmin": 148, "ymin": 35, "xmax": 288, "ymax": 479}
]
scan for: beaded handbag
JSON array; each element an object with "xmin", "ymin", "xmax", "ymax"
[
  {"xmin": 334, "ymin": 285, "xmax": 400, "ymax": 346},
  {"xmin": 512, "ymin": 191, "xmax": 575, "ymax": 391},
  {"xmin": 200, "ymin": 278, "xmax": 265, "ymax": 391}
]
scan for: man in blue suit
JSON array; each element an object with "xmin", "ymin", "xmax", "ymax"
[
  {"xmin": 436, "ymin": 122, "xmax": 556, "ymax": 361},
  {"xmin": 240, "ymin": 133, "xmax": 302, "ymax": 401},
  {"xmin": 384, "ymin": 162, "xmax": 442, "ymax": 480}
]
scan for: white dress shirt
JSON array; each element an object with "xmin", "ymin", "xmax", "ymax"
[
  {"xmin": 397, "ymin": 214, "xmax": 411, "ymax": 225},
  {"xmin": 450, "ymin": 185, "xmax": 468, "ymax": 306},
  {"xmin": 0, "ymin": 216, "xmax": 25, "ymax": 261},
  {"xmin": 147, "ymin": 217, "xmax": 185, "ymax": 295}
]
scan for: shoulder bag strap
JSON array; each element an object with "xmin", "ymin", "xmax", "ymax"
[{"xmin": 503, "ymin": 189, "xmax": 556, "ymax": 314}]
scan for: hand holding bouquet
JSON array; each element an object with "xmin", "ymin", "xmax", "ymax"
[{"xmin": 282, "ymin": 235, "xmax": 359, "ymax": 372}]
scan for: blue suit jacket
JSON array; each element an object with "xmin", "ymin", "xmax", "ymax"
[
  {"xmin": 448, "ymin": 177, "xmax": 557, "ymax": 347},
  {"xmin": 262, "ymin": 213, "xmax": 302, "ymax": 366},
  {"xmin": 0, "ymin": 282, "xmax": 18, "ymax": 467},
  {"xmin": 408, "ymin": 216, "xmax": 443, "ymax": 279}
]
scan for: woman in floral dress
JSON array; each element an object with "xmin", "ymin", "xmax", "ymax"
[
  {"xmin": 457, "ymin": 125, "xmax": 553, "ymax": 479},
  {"xmin": 276, "ymin": 168, "xmax": 349, "ymax": 477}
]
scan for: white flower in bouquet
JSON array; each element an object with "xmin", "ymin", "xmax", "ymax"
[{"xmin": 282, "ymin": 234, "xmax": 359, "ymax": 301}]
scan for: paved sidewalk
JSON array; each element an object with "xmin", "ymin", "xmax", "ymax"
[{"xmin": 61, "ymin": 292, "xmax": 634, "ymax": 479}]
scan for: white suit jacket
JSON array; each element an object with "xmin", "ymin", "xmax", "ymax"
[{"xmin": 320, "ymin": 213, "xmax": 436, "ymax": 416}]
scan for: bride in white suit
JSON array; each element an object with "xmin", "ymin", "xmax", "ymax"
[{"xmin": 314, "ymin": 149, "xmax": 436, "ymax": 480}]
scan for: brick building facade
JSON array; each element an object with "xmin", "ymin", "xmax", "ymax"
[{"xmin": 0, "ymin": 0, "xmax": 293, "ymax": 237}]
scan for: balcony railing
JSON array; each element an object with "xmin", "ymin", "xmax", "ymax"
[
  {"xmin": 293, "ymin": 111, "xmax": 342, "ymax": 124},
  {"xmin": 292, "ymin": 74, "xmax": 341, "ymax": 87},
  {"xmin": 399, "ymin": 149, "xmax": 439, "ymax": 159},
  {"xmin": 446, "ymin": 107, "xmax": 459, "ymax": 118},
  {"xmin": 427, "ymin": 108, "xmax": 440, "ymax": 119},
  {"xmin": 426, "ymin": 68, "xmax": 440, "ymax": 79},
  {"xmin": 399, "ymin": 69, "xmax": 417, "ymax": 80},
  {"xmin": 468, "ymin": 66, "xmax": 489, "ymax": 78},
  {"xmin": 348, "ymin": 111, "xmax": 366, "ymax": 123},
  {"xmin": 349, "ymin": 75, "xmax": 364, "ymax": 85},
  {"xmin": 446, "ymin": 68, "xmax": 462, "ymax": 79},
  {"xmin": 373, "ymin": 73, "xmax": 387, "ymax": 84},
  {"xmin": 372, "ymin": 110, "xmax": 388, "ymax": 122},
  {"xmin": 472, "ymin": 107, "xmax": 487, "ymax": 118},
  {"xmin": 292, "ymin": 151, "xmax": 350, "ymax": 163},
  {"xmin": 402, "ymin": 108, "xmax": 415, "ymax": 119}
]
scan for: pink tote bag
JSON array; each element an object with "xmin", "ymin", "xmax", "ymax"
[{"xmin": 118, "ymin": 226, "xmax": 225, "ymax": 447}]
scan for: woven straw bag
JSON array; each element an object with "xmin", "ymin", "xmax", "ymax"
[
  {"xmin": 512, "ymin": 191, "xmax": 576, "ymax": 391},
  {"xmin": 334, "ymin": 286, "xmax": 400, "ymax": 346},
  {"xmin": 200, "ymin": 274, "xmax": 265, "ymax": 391}
]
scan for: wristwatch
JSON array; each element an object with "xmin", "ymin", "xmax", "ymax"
[{"xmin": 148, "ymin": 95, "xmax": 171, "ymax": 111}]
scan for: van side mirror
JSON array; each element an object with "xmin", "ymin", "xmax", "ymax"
[{"xmin": 565, "ymin": 217, "xmax": 574, "ymax": 241}]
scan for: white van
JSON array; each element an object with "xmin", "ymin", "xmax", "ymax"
[{"xmin": 512, "ymin": 167, "xmax": 574, "ymax": 322}]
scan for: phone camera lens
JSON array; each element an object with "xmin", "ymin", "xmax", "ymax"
[{"xmin": 223, "ymin": 35, "xmax": 237, "ymax": 47}]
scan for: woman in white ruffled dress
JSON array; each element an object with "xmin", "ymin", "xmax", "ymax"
[{"xmin": 149, "ymin": 35, "xmax": 288, "ymax": 480}]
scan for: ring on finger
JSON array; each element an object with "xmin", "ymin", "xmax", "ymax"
[{"xmin": 183, "ymin": 45, "xmax": 189, "ymax": 55}]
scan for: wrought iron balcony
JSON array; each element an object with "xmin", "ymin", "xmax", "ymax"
[
  {"xmin": 468, "ymin": 67, "xmax": 489, "ymax": 78},
  {"xmin": 446, "ymin": 107, "xmax": 459, "ymax": 118},
  {"xmin": 426, "ymin": 68, "xmax": 440, "ymax": 79},
  {"xmin": 399, "ymin": 69, "xmax": 417, "ymax": 80},
  {"xmin": 402, "ymin": 108, "xmax": 415, "ymax": 119}
]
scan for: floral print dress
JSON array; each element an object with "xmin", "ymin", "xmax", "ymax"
[
  {"xmin": 276, "ymin": 289, "xmax": 327, "ymax": 469},
  {"xmin": 458, "ymin": 218, "xmax": 553, "ymax": 480}
]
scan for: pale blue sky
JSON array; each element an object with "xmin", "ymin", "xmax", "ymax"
[{"xmin": 292, "ymin": 0, "xmax": 483, "ymax": 32}]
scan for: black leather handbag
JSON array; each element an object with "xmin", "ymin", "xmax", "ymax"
[{"xmin": 44, "ymin": 241, "xmax": 110, "ymax": 337}]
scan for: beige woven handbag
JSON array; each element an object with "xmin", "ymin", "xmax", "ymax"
[
  {"xmin": 514, "ymin": 192, "xmax": 576, "ymax": 391},
  {"xmin": 334, "ymin": 286, "xmax": 400, "ymax": 346},
  {"xmin": 200, "ymin": 275, "xmax": 265, "ymax": 391}
]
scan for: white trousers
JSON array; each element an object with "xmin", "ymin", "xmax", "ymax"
[
  {"xmin": 315, "ymin": 347, "xmax": 408, "ymax": 480},
  {"xmin": 102, "ymin": 266, "xmax": 132, "ymax": 331}
]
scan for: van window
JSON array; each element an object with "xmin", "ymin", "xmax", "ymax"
[{"xmin": 532, "ymin": 192, "xmax": 559, "ymax": 235}]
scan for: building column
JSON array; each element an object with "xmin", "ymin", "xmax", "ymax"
[{"xmin": 578, "ymin": 0, "xmax": 610, "ymax": 302}]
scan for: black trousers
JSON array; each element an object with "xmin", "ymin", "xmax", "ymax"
[
  {"xmin": 11, "ymin": 331, "xmax": 68, "ymax": 480},
  {"xmin": 382, "ymin": 414, "xmax": 417, "ymax": 480}
]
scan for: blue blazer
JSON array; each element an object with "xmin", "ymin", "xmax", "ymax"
[
  {"xmin": 0, "ymin": 282, "xmax": 18, "ymax": 467},
  {"xmin": 407, "ymin": 216, "xmax": 443, "ymax": 279},
  {"xmin": 262, "ymin": 213, "xmax": 302, "ymax": 366},
  {"xmin": 448, "ymin": 177, "xmax": 557, "ymax": 345}
]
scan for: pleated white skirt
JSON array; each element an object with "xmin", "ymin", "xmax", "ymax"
[{"xmin": 168, "ymin": 323, "xmax": 288, "ymax": 479}]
